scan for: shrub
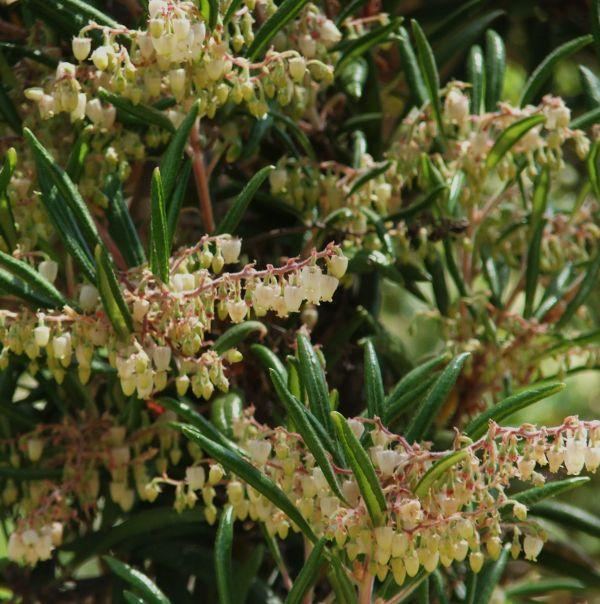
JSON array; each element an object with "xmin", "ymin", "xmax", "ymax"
[{"xmin": 0, "ymin": 0, "xmax": 598, "ymax": 602}]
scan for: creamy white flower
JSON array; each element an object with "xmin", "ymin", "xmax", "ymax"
[
  {"xmin": 186, "ymin": 466, "xmax": 206, "ymax": 490},
  {"xmin": 38, "ymin": 260, "xmax": 58, "ymax": 283},
  {"xmin": 523, "ymin": 534, "xmax": 544, "ymax": 561}
]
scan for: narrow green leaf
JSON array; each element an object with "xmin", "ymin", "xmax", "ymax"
[
  {"xmin": 0, "ymin": 251, "xmax": 66, "ymax": 307},
  {"xmin": 223, "ymin": 0, "xmax": 244, "ymax": 26},
  {"xmin": 398, "ymin": 27, "xmax": 428, "ymax": 107},
  {"xmin": 328, "ymin": 555, "xmax": 359, "ymax": 604},
  {"xmin": 534, "ymin": 263, "xmax": 572, "ymax": 320},
  {"xmin": 297, "ymin": 334, "xmax": 333, "ymax": 437},
  {"xmin": 385, "ymin": 184, "xmax": 447, "ymax": 221},
  {"xmin": 364, "ymin": 340, "xmax": 384, "ymax": 419},
  {"xmin": 524, "ymin": 166, "xmax": 550, "ymax": 318},
  {"xmin": 59, "ymin": 0, "xmax": 120, "ymax": 28},
  {"xmin": 505, "ymin": 578, "xmax": 585, "ymax": 598},
  {"xmin": 435, "ymin": 10, "xmax": 505, "ymax": 69},
  {"xmin": 556, "ymin": 250, "xmax": 600, "ymax": 328},
  {"xmin": 199, "ymin": 0, "xmax": 218, "ymax": 30},
  {"xmin": 570, "ymin": 106, "xmax": 600, "ymax": 129},
  {"xmin": 484, "ymin": 30, "xmax": 505, "ymax": 111},
  {"xmin": 0, "ymin": 85, "xmax": 22, "ymax": 134},
  {"xmin": 103, "ymin": 556, "xmax": 170, "ymax": 604},
  {"xmin": 0, "ymin": 147, "xmax": 18, "ymax": 250},
  {"xmin": 347, "ymin": 161, "xmax": 391, "ymax": 198},
  {"xmin": 338, "ymin": 57, "xmax": 369, "ymax": 100},
  {"xmin": 211, "ymin": 392, "xmax": 243, "ymax": 439},
  {"xmin": 159, "ymin": 396, "xmax": 246, "ymax": 457},
  {"xmin": 95, "ymin": 245, "xmax": 133, "ymax": 338},
  {"xmin": 104, "ymin": 174, "xmax": 146, "ymax": 268},
  {"xmin": 336, "ymin": 0, "xmax": 368, "ymax": 25},
  {"xmin": 405, "ymin": 353, "xmax": 470, "ymax": 443},
  {"xmin": 360, "ymin": 207, "xmax": 394, "ymax": 257},
  {"xmin": 167, "ymin": 158, "xmax": 191, "ymax": 246},
  {"xmin": 336, "ymin": 18, "xmax": 402, "ymax": 74},
  {"xmin": 411, "ymin": 20, "xmax": 444, "ymax": 138},
  {"xmin": 98, "ymin": 89, "xmax": 175, "ymax": 133},
  {"xmin": 0, "ymin": 267, "xmax": 60, "ymax": 308},
  {"xmin": 215, "ymin": 506, "xmax": 235, "ymax": 604},
  {"xmin": 425, "ymin": 251, "xmax": 449, "ymax": 316},
  {"xmin": 529, "ymin": 501, "xmax": 600, "ymax": 538},
  {"xmin": 465, "ymin": 382, "xmax": 565, "ymax": 440},
  {"xmin": 285, "ymin": 539, "xmax": 327, "ymax": 604},
  {"xmin": 414, "ymin": 449, "xmax": 469, "ymax": 497},
  {"xmin": 247, "ymin": 0, "xmax": 310, "ymax": 61},
  {"xmin": 467, "ymin": 45, "xmax": 485, "ymax": 115},
  {"xmin": 270, "ymin": 370, "xmax": 346, "ymax": 502},
  {"xmin": 386, "ymin": 373, "xmax": 438, "ymax": 425},
  {"xmin": 485, "ymin": 115, "xmax": 546, "ymax": 169},
  {"xmin": 519, "ymin": 35, "xmax": 593, "ymax": 106},
  {"xmin": 586, "ymin": 139, "xmax": 600, "ymax": 201},
  {"xmin": 65, "ymin": 128, "xmax": 90, "ymax": 183},
  {"xmin": 160, "ymin": 100, "xmax": 199, "ymax": 205},
  {"xmin": 176, "ymin": 423, "xmax": 318, "ymax": 542},
  {"xmin": 513, "ymin": 476, "xmax": 590, "ymax": 507},
  {"xmin": 473, "ymin": 544, "xmax": 510, "ymax": 604},
  {"xmin": 216, "ymin": 165, "xmax": 275, "ymax": 235},
  {"xmin": 150, "ymin": 168, "xmax": 169, "ymax": 283},
  {"xmin": 480, "ymin": 244, "xmax": 503, "ymax": 307},
  {"xmin": 213, "ymin": 321, "xmax": 267, "ymax": 355},
  {"xmin": 35, "ymin": 161, "xmax": 96, "ymax": 281},
  {"xmin": 330, "ymin": 411, "xmax": 387, "ymax": 526},
  {"xmin": 271, "ymin": 111, "xmax": 317, "ymax": 162},
  {"xmin": 123, "ymin": 591, "xmax": 146, "ymax": 604},
  {"xmin": 250, "ymin": 343, "xmax": 288, "ymax": 384},
  {"xmin": 25, "ymin": 128, "xmax": 101, "ymax": 250},
  {"xmin": 578, "ymin": 65, "xmax": 600, "ymax": 108}
]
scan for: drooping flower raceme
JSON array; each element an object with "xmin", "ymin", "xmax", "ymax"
[{"xmin": 0, "ymin": 237, "xmax": 345, "ymax": 400}]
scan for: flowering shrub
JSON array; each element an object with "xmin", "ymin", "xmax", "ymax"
[{"xmin": 0, "ymin": 0, "xmax": 598, "ymax": 602}]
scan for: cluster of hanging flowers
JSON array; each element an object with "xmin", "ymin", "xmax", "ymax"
[
  {"xmin": 24, "ymin": 0, "xmax": 341, "ymax": 125},
  {"xmin": 211, "ymin": 413, "xmax": 599, "ymax": 585},
  {"xmin": 7, "ymin": 407, "xmax": 599, "ymax": 575},
  {"xmin": 0, "ymin": 238, "xmax": 346, "ymax": 399}
]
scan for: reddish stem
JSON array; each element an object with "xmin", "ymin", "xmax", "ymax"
[{"xmin": 190, "ymin": 124, "xmax": 215, "ymax": 234}]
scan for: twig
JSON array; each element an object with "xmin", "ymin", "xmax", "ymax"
[{"xmin": 190, "ymin": 122, "xmax": 215, "ymax": 233}]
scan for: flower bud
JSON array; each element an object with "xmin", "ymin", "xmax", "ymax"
[
  {"xmin": 469, "ymin": 551, "xmax": 484, "ymax": 573},
  {"xmin": 176, "ymin": 374, "xmax": 190, "ymax": 396},
  {"xmin": 208, "ymin": 464, "xmax": 224, "ymax": 485},
  {"xmin": 38, "ymin": 260, "xmax": 58, "ymax": 283},
  {"xmin": 523, "ymin": 534, "xmax": 543, "ymax": 561},
  {"xmin": 220, "ymin": 238, "xmax": 241, "ymax": 264},
  {"xmin": 79, "ymin": 284, "xmax": 99, "ymax": 311},
  {"xmin": 91, "ymin": 46, "xmax": 109, "ymax": 71},
  {"xmin": 27, "ymin": 438, "xmax": 44, "ymax": 462},
  {"xmin": 133, "ymin": 298, "xmax": 150, "ymax": 322},
  {"xmin": 152, "ymin": 346, "xmax": 172, "ymax": 371},
  {"xmin": 25, "ymin": 87, "xmax": 45, "ymax": 102},
  {"xmin": 288, "ymin": 57, "xmax": 306, "ymax": 83},
  {"xmin": 34, "ymin": 325, "xmax": 50, "ymax": 347},
  {"xmin": 72, "ymin": 37, "xmax": 91, "ymax": 62}
]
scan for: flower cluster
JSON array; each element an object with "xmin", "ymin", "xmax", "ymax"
[
  {"xmin": 210, "ymin": 413, "xmax": 600, "ymax": 585},
  {"xmin": 25, "ymin": 0, "xmax": 339, "ymax": 125},
  {"xmin": 7, "ymin": 406, "xmax": 599, "ymax": 577},
  {"xmin": 0, "ymin": 238, "xmax": 345, "ymax": 399},
  {"xmin": 7, "ymin": 523, "xmax": 64, "ymax": 566}
]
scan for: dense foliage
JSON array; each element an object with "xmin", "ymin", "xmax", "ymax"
[{"xmin": 0, "ymin": 0, "xmax": 599, "ymax": 602}]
